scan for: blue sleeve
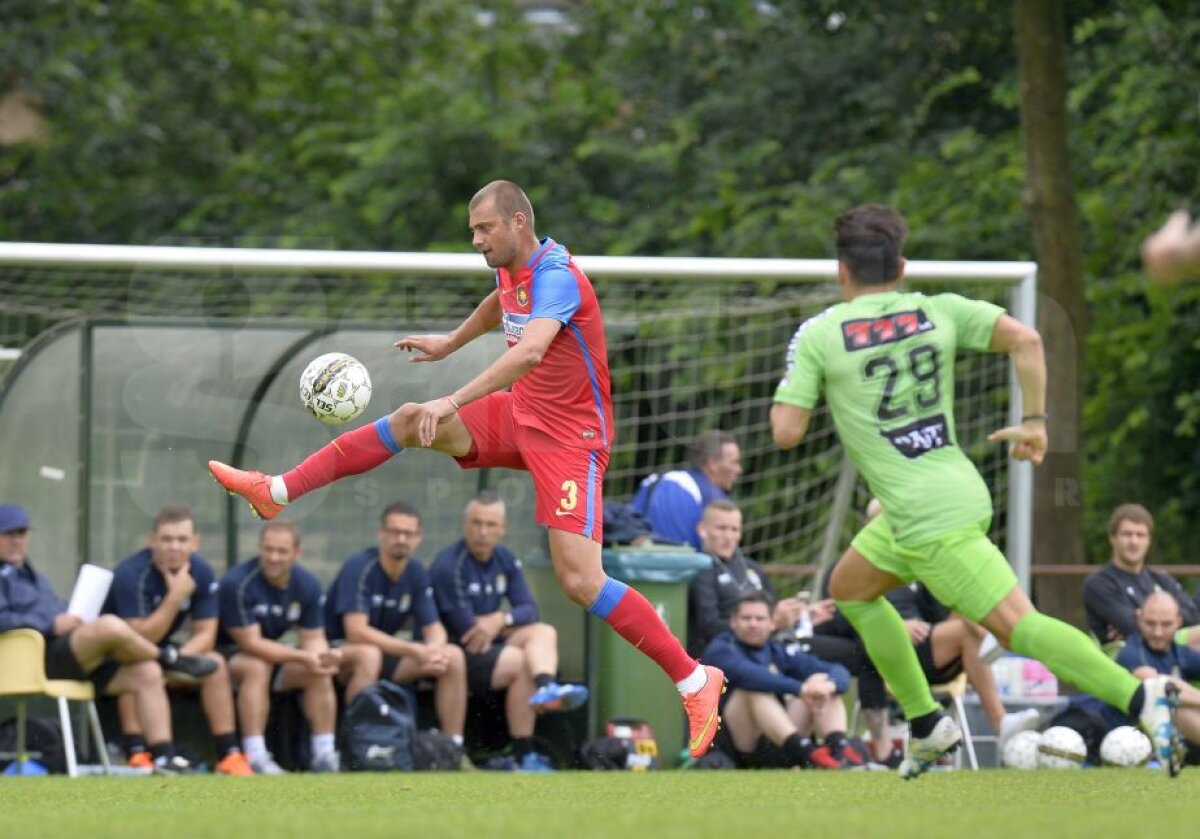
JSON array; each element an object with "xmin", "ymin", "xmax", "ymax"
[
  {"xmin": 334, "ymin": 558, "xmax": 370, "ymax": 617},
  {"xmin": 218, "ymin": 574, "xmax": 252, "ymax": 630},
  {"xmin": 190, "ymin": 558, "xmax": 219, "ymax": 621},
  {"xmin": 777, "ymin": 643, "xmax": 851, "ymax": 694},
  {"xmin": 429, "ymin": 549, "xmax": 475, "ymax": 640},
  {"xmin": 0, "ymin": 573, "xmax": 61, "ymax": 636},
  {"xmin": 410, "ymin": 564, "xmax": 441, "ymax": 631},
  {"xmin": 503, "ymin": 553, "xmax": 539, "ymax": 626},
  {"xmin": 109, "ymin": 565, "xmax": 146, "ymax": 619},
  {"xmin": 629, "ymin": 475, "xmax": 656, "ymax": 514},
  {"xmin": 298, "ymin": 573, "xmax": 325, "ymax": 631},
  {"xmin": 1115, "ymin": 637, "xmax": 1150, "ymax": 673},
  {"xmin": 702, "ymin": 634, "xmax": 802, "ymax": 696},
  {"xmin": 530, "ymin": 267, "xmax": 581, "ymax": 324},
  {"xmin": 645, "ymin": 481, "xmax": 703, "ymax": 549},
  {"xmin": 1178, "ymin": 646, "xmax": 1200, "ymax": 682}
]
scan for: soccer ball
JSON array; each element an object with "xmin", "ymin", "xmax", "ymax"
[
  {"xmin": 1099, "ymin": 726, "xmax": 1152, "ymax": 767},
  {"xmin": 1001, "ymin": 729, "xmax": 1041, "ymax": 769},
  {"xmin": 1036, "ymin": 725, "xmax": 1087, "ymax": 769},
  {"xmin": 299, "ymin": 352, "xmax": 372, "ymax": 425}
]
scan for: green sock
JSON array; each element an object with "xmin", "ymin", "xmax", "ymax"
[
  {"xmin": 1010, "ymin": 611, "xmax": 1140, "ymax": 713},
  {"xmin": 837, "ymin": 598, "xmax": 939, "ymax": 720}
]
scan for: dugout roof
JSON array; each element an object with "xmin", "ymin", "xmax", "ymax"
[{"xmin": 0, "ymin": 318, "xmax": 541, "ymax": 593}]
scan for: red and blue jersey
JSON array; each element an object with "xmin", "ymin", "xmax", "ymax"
[{"xmin": 496, "ymin": 238, "xmax": 613, "ymax": 451}]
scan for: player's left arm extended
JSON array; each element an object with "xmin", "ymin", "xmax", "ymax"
[
  {"xmin": 449, "ymin": 317, "xmax": 562, "ymax": 407},
  {"xmin": 770, "ymin": 403, "xmax": 812, "ymax": 450},
  {"xmin": 985, "ymin": 314, "xmax": 1047, "ymax": 464}
]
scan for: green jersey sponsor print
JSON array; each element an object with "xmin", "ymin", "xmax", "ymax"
[{"xmin": 775, "ymin": 291, "xmax": 1004, "ymax": 546}]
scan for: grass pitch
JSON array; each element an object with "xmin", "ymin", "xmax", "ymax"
[{"xmin": 1, "ymin": 769, "xmax": 1195, "ymax": 838}]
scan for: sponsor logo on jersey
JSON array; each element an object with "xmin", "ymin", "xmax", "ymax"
[
  {"xmin": 880, "ymin": 414, "xmax": 950, "ymax": 458},
  {"xmin": 286, "ymin": 601, "xmax": 301, "ymax": 622},
  {"xmin": 841, "ymin": 309, "xmax": 935, "ymax": 352},
  {"xmin": 502, "ymin": 312, "xmax": 529, "ymax": 344}
]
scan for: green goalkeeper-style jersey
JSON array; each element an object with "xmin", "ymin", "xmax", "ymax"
[{"xmin": 774, "ymin": 290, "xmax": 1005, "ymax": 546}]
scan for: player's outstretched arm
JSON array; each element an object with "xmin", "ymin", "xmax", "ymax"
[
  {"xmin": 1143, "ymin": 210, "xmax": 1200, "ymax": 287},
  {"xmin": 770, "ymin": 402, "xmax": 812, "ymax": 450},
  {"xmin": 414, "ymin": 317, "xmax": 562, "ymax": 446},
  {"xmin": 395, "ymin": 289, "xmax": 503, "ymax": 361},
  {"xmin": 985, "ymin": 314, "xmax": 1047, "ymax": 465}
]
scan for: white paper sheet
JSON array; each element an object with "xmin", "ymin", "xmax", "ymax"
[{"xmin": 66, "ymin": 564, "xmax": 114, "ymax": 621}]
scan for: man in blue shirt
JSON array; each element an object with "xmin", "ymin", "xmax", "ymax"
[
  {"xmin": 631, "ymin": 430, "xmax": 742, "ymax": 550},
  {"xmin": 430, "ymin": 492, "xmax": 587, "ymax": 771},
  {"xmin": 325, "ymin": 501, "xmax": 467, "ymax": 752},
  {"xmin": 106, "ymin": 505, "xmax": 249, "ymax": 775},
  {"xmin": 1115, "ymin": 591, "xmax": 1200, "ymax": 747},
  {"xmin": 703, "ymin": 591, "xmax": 858, "ymax": 769},
  {"xmin": 220, "ymin": 520, "xmax": 372, "ymax": 773},
  {"xmin": 0, "ymin": 503, "xmax": 211, "ymax": 774}
]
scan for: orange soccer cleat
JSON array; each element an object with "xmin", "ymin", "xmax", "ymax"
[
  {"xmin": 208, "ymin": 461, "xmax": 283, "ymax": 520},
  {"xmin": 682, "ymin": 665, "xmax": 726, "ymax": 759},
  {"xmin": 214, "ymin": 751, "xmax": 255, "ymax": 777},
  {"xmin": 127, "ymin": 751, "xmax": 153, "ymax": 770}
]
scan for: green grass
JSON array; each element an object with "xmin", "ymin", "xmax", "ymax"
[{"xmin": 1, "ymin": 769, "xmax": 1196, "ymax": 838}]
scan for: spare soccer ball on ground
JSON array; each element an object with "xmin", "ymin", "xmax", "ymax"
[
  {"xmin": 1001, "ymin": 729, "xmax": 1041, "ymax": 769},
  {"xmin": 1099, "ymin": 725, "xmax": 1153, "ymax": 767},
  {"xmin": 1036, "ymin": 725, "xmax": 1087, "ymax": 769},
  {"xmin": 300, "ymin": 352, "xmax": 372, "ymax": 425}
]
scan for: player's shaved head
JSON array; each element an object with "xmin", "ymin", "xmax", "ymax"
[{"xmin": 470, "ymin": 180, "xmax": 535, "ymax": 231}]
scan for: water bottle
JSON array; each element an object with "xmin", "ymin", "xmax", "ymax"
[{"xmin": 794, "ymin": 608, "xmax": 813, "ymax": 639}]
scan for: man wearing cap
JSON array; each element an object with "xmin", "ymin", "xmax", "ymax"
[{"xmin": 0, "ymin": 503, "xmax": 214, "ymax": 773}]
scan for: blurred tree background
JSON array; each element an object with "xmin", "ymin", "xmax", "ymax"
[{"xmin": 1, "ymin": 1, "xmax": 1197, "ymax": 573}]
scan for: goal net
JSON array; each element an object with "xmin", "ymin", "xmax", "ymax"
[{"xmin": 0, "ymin": 244, "xmax": 1035, "ymax": 593}]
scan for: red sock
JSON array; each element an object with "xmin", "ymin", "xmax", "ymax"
[
  {"xmin": 281, "ymin": 419, "xmax": 398, "ymax": 501},
  {"xmin": 605, "ymin": 586, "xmax": 697, "ymax": 682}
]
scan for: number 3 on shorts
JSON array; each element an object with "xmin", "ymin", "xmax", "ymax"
[{"xmin": 559, "ymin": 480, "xmax": 578, "ymax": 512}]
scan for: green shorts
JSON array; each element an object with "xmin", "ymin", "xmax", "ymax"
[{"xmin": 850, "ymin": 513, "xmax": 1017, "ymax": 623}]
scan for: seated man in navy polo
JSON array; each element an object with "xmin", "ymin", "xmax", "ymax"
[
  {"xmin": 1115, "ymin": 591, "xmax": 1200, "ymax": 746},
  {"xmin": 702, "ymin": 590, "xmax": 858, "ymax": 769},
  {"xmin": 219, "ymin": 520, "xmax": 374, "ymax": 774},
  {"xmin": 0, "ymin": 502, "xmax": 210, "ymax": 774},
  {"xmin": 430, "ymin": 491, "xmax": 587, "ymax": 771},
  {"xmin": 325, "ymin": 500, "xmax": 467, "ymax": 752},
  {"xmin": 106, "ymin": 505, "xmax": 249, "ymax": 775}
]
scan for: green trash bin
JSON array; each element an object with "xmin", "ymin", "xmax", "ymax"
[{"xmin": 586, "ymin": 546, "xmax": 712, "ymax": 767}]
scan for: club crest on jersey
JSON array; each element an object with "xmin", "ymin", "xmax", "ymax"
[{"xmin": 516, "ymin": 284, "xmax": 529, "ymax": 306}]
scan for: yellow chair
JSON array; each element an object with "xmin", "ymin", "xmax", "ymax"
[{"xmin": 0, "ymin": 629, "xmax": 112, "ymax": 777}]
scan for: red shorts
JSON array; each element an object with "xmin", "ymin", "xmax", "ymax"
[{"xmin": 455, "ymin": 391, "xmax": 607, "ymax": 542}]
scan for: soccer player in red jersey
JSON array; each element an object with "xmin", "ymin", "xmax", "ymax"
[{"xmin": 209, "ymin": 180, "xmax": 724, "ymax": 757}]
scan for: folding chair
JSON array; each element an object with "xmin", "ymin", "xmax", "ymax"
[
  {"xmin": 0, "ymin": 629, "xmax": 112, "ymax": 777},
  {"xmin": 850, "ymin": 671, "xmax": 978, "ymax": 770}
]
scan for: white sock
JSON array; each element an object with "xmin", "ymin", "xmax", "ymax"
[
  {"xmin": 269, "ymin": 476, "xmax": 290, "ymax": 505},
  {"xmin": 675, "ymin": 665, "xmax": 707, "ymax": 695},
  {"xmin": 451, "ymin": 734, "xmax": 464, "ymax": 747},
  {"xmin": 311, "ymin": 733, "xmax": 336, "ymax": 759},
  {"xmin": 242, "ymin": 735, "xmax": 268, "ymax": 762}
]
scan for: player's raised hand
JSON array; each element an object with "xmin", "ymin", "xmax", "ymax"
[
  {"xmin": 987, "ymin": 421, "xmax": 1047, "ymax": 465},
  {"xmin": 395, "ymin": 333, "xmax": 454, "ymax": 362}
]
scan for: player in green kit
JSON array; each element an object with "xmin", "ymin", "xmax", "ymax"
[{"xmin": 771, "ymin": 204, "xmax": 1183, "ymax": 778}]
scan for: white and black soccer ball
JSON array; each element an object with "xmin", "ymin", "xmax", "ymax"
[
  {"xmin": 1099, "ymin": 725, "xmax": 1153, "ymax": 767},
  {"xmin": 1001, "ymin": 729, "xmax": 1042, "ymax": 769},
  {"xmin": 1036, "ymin": 725, "xmax": 1087, "ymax": 769},
  {"xmin": 299, "ymin": 352, "xmax": 372, "ymax": 425}
]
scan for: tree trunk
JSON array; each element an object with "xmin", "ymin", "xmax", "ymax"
[{"xmin": 1013, "ymin": 0, "xmax": 1088, "ymax": 627}]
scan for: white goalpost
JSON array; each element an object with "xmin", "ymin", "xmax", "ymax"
[{"xmin": 0, "ymin": 242, "xmax": 1037, "ymax": 591}]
